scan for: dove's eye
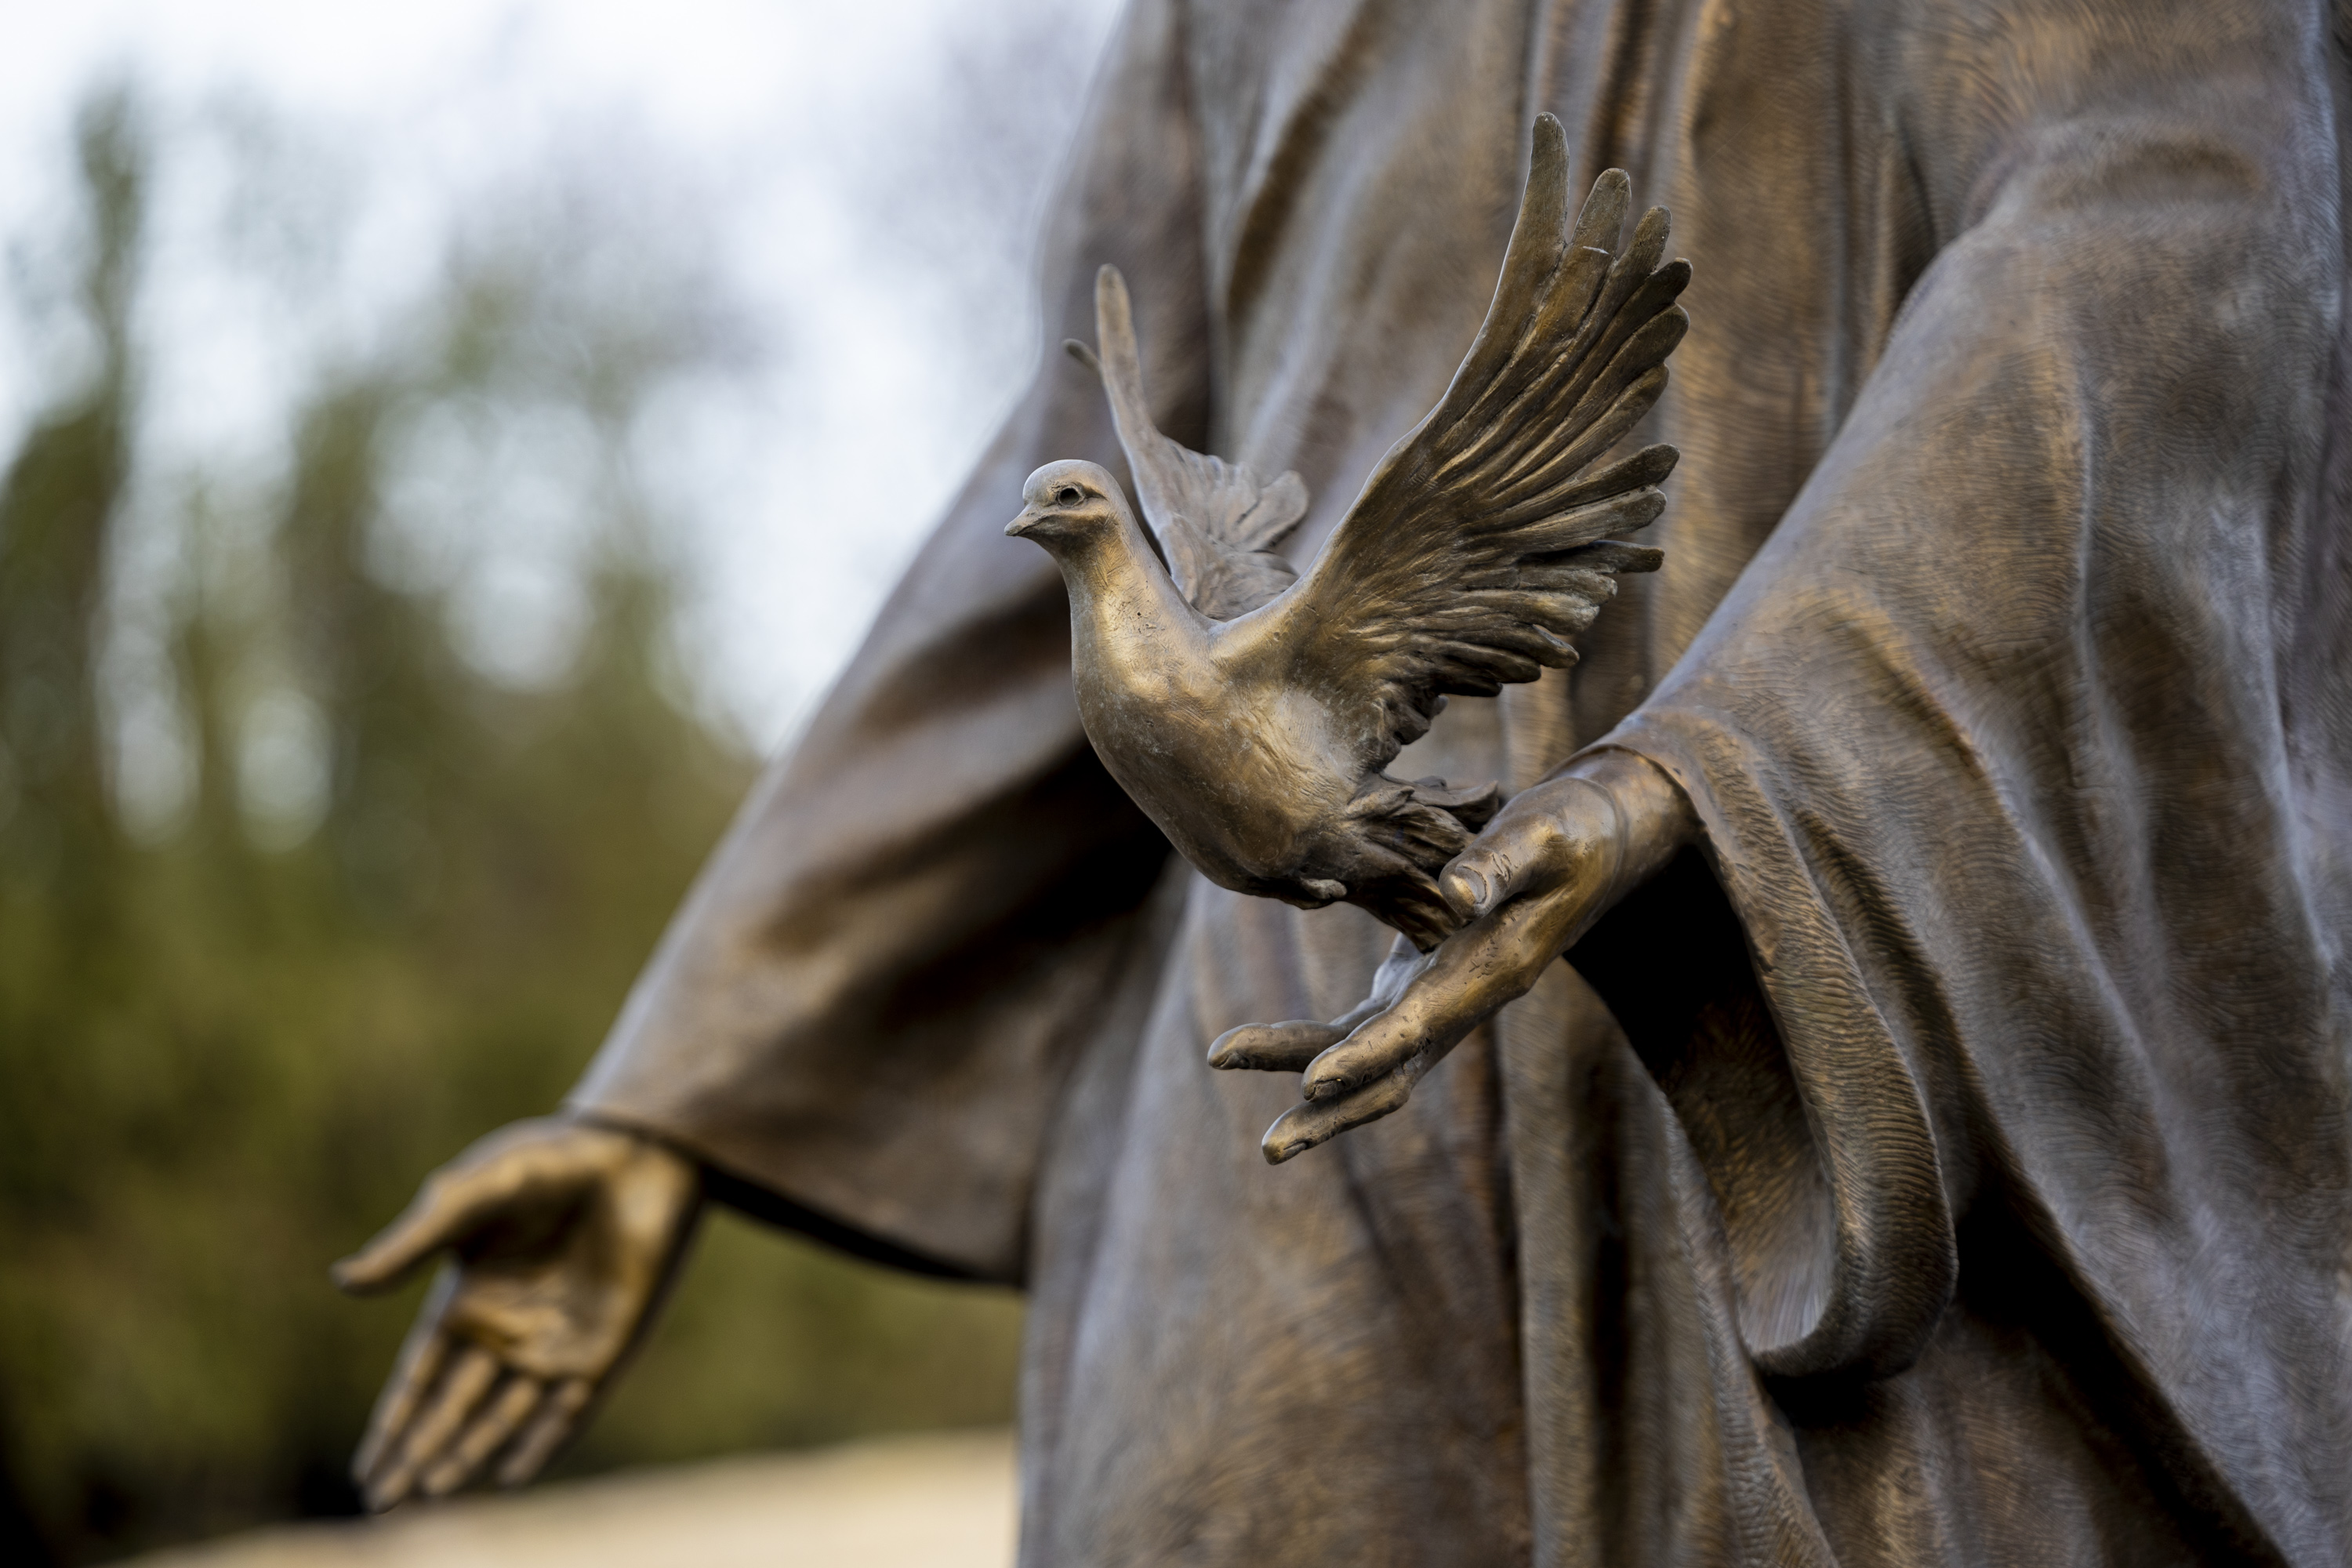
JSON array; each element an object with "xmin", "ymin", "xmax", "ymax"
[{"xmin": 1056, "ymin": 486, "xmax": 1083, "ymax": 506}]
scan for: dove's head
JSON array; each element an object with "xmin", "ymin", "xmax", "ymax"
[{"xmin": 1007, "ymin": 460, "xmax": 1127, "ymax": 555}]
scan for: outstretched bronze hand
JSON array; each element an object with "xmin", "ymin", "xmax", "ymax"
[
  {"xmin": 332, "ymin": 1116, "xmax": 698, "ymax": 1508},
  {"xmin": 1210, "ymin": 749, "xmax": 1695, "ymax": 1162}
]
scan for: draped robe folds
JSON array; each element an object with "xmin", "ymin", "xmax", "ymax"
[{"xmin": 570, "ymin": 0, "xmax": 2352, "ymax": 1561}]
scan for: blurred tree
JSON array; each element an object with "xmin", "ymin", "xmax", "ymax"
[
  {"xmin": 0, "ymin": 86, "xmax": 1022, "ymax": 1566},
  {"xmin": 0, "ymin": 82, "xmax": 144, "ymax": 1568},
  {"xmin": 0, "ymin": 87, "xmax": 140, "ymax": 1194}
]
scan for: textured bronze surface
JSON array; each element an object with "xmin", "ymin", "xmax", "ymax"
[{"xmin": 348, "ymin": 2, "xmax": 2352, "ymax": 1562}]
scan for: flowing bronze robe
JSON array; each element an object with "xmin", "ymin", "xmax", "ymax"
[{"xmin": 573, "ymin": 0, "xmax": 2352, "ymax": 1561}]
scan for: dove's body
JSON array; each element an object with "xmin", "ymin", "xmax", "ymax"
[
  {"xmin": 1013, "ymin": 121, "xmax": 1688, "ymax": 947},
  {"xmin": 1016, "ymin": 466, "xmax": 1372, "ymax": 906}
]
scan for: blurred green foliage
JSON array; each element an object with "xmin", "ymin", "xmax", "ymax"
[{"xmin": 0, "ymin": 89, "xmax": 1022, "ymax": 1565}]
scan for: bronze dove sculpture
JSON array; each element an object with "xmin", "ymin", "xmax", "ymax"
[{"xmin": 1007, "ymin": 115, "xmax": 1686, "ymax": 948}]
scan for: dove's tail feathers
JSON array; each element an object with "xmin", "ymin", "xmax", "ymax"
[
  {"xmin": 1337, "ymin": 776, "xmax": 1508, "ymax": 948},
  {"xmin": 1374, "ymin": 799, "xmax": 1477, "ymax": 867},
  {"xmin": 1342, "ymin": 777, "xmax": 1484, "ymax": 862},
  {"xmin": 1407, "ymin": 775, "xmax": 1503, "ymax": 831},
  {"xmin": 1160, "ymin": 510, "xmax": 1301, "ymax": 619}
]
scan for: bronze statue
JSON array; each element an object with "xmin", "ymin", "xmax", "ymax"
[{"xmin": 341, "ymin": 0, "xmax": 2352, "ymax": 1562}]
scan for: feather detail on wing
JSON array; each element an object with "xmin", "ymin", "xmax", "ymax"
[
  {"xmin": 1066, "ymin": 266, "xmax": 1307, "ymax": 619},
  {"xmin": 1277, "ymin": 114, "xmax": 1686, "ymax": 768},
  {"xmin": 1157, "ymin": 511, "xmax": 1307, "ymax": 622}
]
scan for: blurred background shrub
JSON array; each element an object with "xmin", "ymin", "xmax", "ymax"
[{"xmin": 0, "ymin": 3, "xmax": 1114, "ymax": 1558}]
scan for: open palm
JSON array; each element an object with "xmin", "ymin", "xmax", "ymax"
[
  {"xmin": 1211, "ymin": 749, "xmax": 1695, "ymax": 1162},
  {"xmin": 334, "ymin": 1117, "xmax": 699, "ymax": 1508}
]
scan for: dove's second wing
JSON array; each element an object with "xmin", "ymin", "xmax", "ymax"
[
  {"xmin": 1084, "ymin": 266, "xmax": 1308, "ymax": 616},
  {"xmin": 1160, "ymin": 511, "xmax": 1302, "ymax": 621},
  {"xmin": 1276, "ymin": 114, "xmax": 1685, "ymax": 766}
]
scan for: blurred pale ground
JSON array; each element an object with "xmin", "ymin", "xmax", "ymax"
[
  {"xmin": 0, "ymin": 4, "xmax": 1115, "ymax": 1563},
  {"xmin": 122, "ymin": 1432, "xmax": 1016, "ymax": 1568}
]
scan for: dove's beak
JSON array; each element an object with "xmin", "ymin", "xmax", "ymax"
[{"xmin": 1005, "ymin": 508, "xmax": 1043, "ymax": 539}]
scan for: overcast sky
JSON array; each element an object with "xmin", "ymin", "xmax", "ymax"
[{"xmin": 0, "ymin": 0, "xmax": 1123, "ymax": 753}]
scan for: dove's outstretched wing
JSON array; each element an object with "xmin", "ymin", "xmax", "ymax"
[
  {"xmin": 1067, "ymin": 268, "xmax": 1308, "ymax": 620},
  {"xmin": 1278, "ymin": 114, "xmax": 1685, "ymax": 767}
]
